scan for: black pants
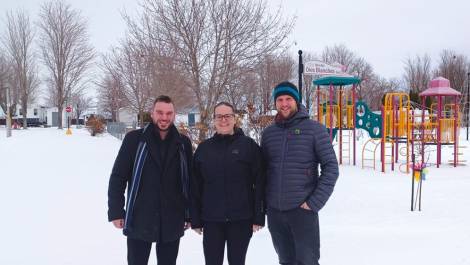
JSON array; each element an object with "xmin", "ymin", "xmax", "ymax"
[
  {"xmin": 267, "ymin": 208, "xmax": 320, "ymax": 265},
  {"xmin": 127, "ymin": 237, "xmax": 180, "ymax": 265},
  {"xmin": 203, "ymin": 220, "xmax": 253, "ymax": 265}
]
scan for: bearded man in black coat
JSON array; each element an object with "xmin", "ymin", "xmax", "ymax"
[{"xmin": 107, "ymin": 95, "xmax": 192, "ymax": 265}]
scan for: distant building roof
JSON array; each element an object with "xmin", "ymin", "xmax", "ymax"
[{"xmin": 177, "ymin": 104, "xmax": 199, "ymax": 114}]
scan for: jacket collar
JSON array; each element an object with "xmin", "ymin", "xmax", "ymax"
[
  {"xmin": 142, "ymin": 123, "xmax": 182, "ymax": 170},
  {"xmin": 213, "ymin": 127, "xmax": 244, "ymax": 142}
]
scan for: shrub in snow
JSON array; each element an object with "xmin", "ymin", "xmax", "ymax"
[{"xmin": 86, "ymin": 115, "xmax": 105, "ymax": 136}]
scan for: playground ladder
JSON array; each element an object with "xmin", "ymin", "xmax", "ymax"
[
  {"xmin": 362, "ymin": 138, "xmax": 381, "ymax": 170},
  {"xmin": 340, "ymin": 129, "xmax": 352, "ymax": 165},
  {"xmin": 449, "ymin": 145, "xmax": 467, "ymax": 165}
]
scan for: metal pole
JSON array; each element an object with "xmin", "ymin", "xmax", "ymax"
[
  {"xmin": 437, "ymin": 96, "xmax": 442, "ymax": 167},
  {"xmin": 414, "ymin": 178, "xmax": 421, "ymax": 211},
  {"xmin": 65, "ymin": 99, "xmax": 72, "ymax": 135},
  {"xmin": 418, "ymin": 174, "xmax": 423, "ymax": 211},
  {"xmin": 411, "ymin": 108, "xmax": 415, "ymax": 169},
  {"xmin": 298, "ymin": 50, "xmax": 303, "ymax": 103},
  {"xmin": 454, "ymin": 96, "xmax": 458, "ymax": 167},
  {"xmin": 339, "ymin": 86, "xmax": 343, "ymax": 165},
  {"xmin": 411, "ymin": 154, "xmax": 415, "ymax": 211},
  {"xmin": 352, "ymin": 84, "xmax": 357, "ymax": 166},
  {"xmin": 421, "ymin": 96, "xmax": 426, "ymax": 166},
  {"xmin": 381, "ymin": 106, "xmax": 385, "ymax": 173},
  {"xmin": 467, "ymin": 72, "xmax": 469, "ymax": 141},
  {"xmin": 391, "ymin": 97, "xmax": 395, "ymax": 171},
  {"xmin": 6, "ymin": 86, "xmax": 12, "ymax": 138},
  {"xmin": 329, "ymin": 83, "xmax": 333, "ymax": 142},
  {"xmin": 316, "ymin": 85, "xmax": 320, "ymax": 122}
]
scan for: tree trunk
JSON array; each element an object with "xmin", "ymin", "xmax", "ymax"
[
  {"xmin": 22, "ymin": 102, "xmax": 28, "ymax": 129},
  {"xmin": 76, "ymin": 108, "xmax": 81, "ymax": 126},
  {"xmin": 113, "ymin": 110, "xmax": 118, "ymax": 122},
  {"xmin": 139, "ymin": 110, "xmax": 144, "ymax": 128},
  {"xmin": 58, "ymin": 106, "xmax": 63, "ymax": 129},
  {"xmin": 198, "ymin": 110, "xmax": 209, "ymax": 142}
]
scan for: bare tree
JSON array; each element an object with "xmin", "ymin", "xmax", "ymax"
[
  {"xmin": 0, "ymin": 50, "xmax": 19, "ymax": 116},
  {"xmin": 349, "ymin": 57, "xmax": 374, "ymax": 100},
  {"xmin": 0, "ymin": 50, "xmax": 10, "ymax": 113},
  {"xmin": 256, "ymin": 53, "xmax": 295, "ymax": 114},
  {"xmin": 221, "ymin": 66, "xmax": 256, "ymax": 111},
  {"xmin": 102, "ymin": 32, "xmax": 194, "ymax": 127},
  {"xmin": 362, "ymin": 75, "xmax": 401, "ymax": 110},
  {"xmin": 96, "ymin": 74, "xmax": 126, "ymax": 122},
  {"xmin": 322, "ymin": 44, "xmax": 356, "ymax": 70},
  {"xmin": 70, "ymin": 91, "xmax": 92, "ymax": 125},
  {"xmin": 3, "ymin": 10, "xmax": 39, "ymax": 128},
  {"xmin": 38, "ymin": 1, "xmax": 94, "ymax": 129},
  {"xmin": 320, "ymin": 44, "xmax": 377, "ymax": 103},
  {"xmin": 312, "ymin": 53, "xmax": 395, "ymax": 113},
  {"xmin": 403, "ymin": 54, "xmax": 432, "ymax": 93},
  {"xmin": 101, "ymin": 41, "xmax": 153, "ymax": 127},
  {"xmin": 221, "ymin": 53, "xmax": 294, "ymax": 114},
  {"xmin": 434, "ymin": 49, "xmax": 469, "ymax": 95},
  {"xmin": 133, "ymin": 0, "xmax": 294, "ymax": 140},
  {"xmin": 153, "ymin": 54, "xmax": 193, "ymax": 110},
  {"xmin": 317, "ymin": 44, "xmax": 382, "ymax": 110},
  {"xmin": 246, "ymin": 102, "xmax": 274, "ymax": 144},
  {"xmin": 122, "ymin": 8, "xmax": 194, "ymax": 108}
]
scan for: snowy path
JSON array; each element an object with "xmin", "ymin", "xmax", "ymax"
[{"xmin": 1, "ymin": 127, "xmax": 469, "ymax": 265}]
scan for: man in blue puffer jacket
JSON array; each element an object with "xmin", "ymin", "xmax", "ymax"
[{"xmin": 261, "ymin": 81, "xmax": 339, "ymax": 265}]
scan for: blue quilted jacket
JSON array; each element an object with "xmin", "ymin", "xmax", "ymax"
[{"xmin": 261, "ymin": 105, "xmax": 339, "ymax": 212}]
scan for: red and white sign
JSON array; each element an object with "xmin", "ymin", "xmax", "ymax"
[{"xmin": 65, "ymin": 106, "xmax": 72, "ymax": 113}]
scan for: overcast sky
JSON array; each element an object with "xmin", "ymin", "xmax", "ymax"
[{"xmin": 2, "ymin": 0, "xmax": 470, "ymax": 80}]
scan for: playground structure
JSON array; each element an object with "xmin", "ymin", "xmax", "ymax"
[
  {"xmin": 418, "ymin": 77, "xmax": 462, "ymax": 167},
  {"xmin": 381, "ymin": 93, "xmax": 412, "ymax": 173},
  {"xmin": 312, "ymin": 75, "xmax": 464, "ymax": 174},
  {"xmin": 313, "ymin": 75, "xmax": 360, "ymax": 166}
]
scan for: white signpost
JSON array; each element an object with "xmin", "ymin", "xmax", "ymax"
[{"xmin": 304, "ymin": 60, "xmax": 352, "ymax": 80}]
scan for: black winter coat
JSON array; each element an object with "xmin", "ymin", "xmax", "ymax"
[
  {"xmin": 191, "ymin": 129, "xmax": 265, "ymax": 228},
  {"xmin": 107, "ymin": 124, "xmax": 192, "ymax": 242}
]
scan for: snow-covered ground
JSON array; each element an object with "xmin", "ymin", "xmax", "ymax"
[{"xmin": 1, "ymin": 127, "xmax": 469, "ymax": 265}]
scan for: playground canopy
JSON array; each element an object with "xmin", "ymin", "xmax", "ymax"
[
  {"xmin": 313, "ymin": 75, "xmax": 361, "ymax": 86},
  {"xmin": 419, "ymin": 77, "xmax": 461, "ymax": 97},
  {"xmin": 418, "ymin": 76, "xmax": 461, "ymax": 168}
]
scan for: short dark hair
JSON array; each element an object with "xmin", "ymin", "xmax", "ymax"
[
  {"xmin": 213, "ymin": 102, "xmax": 235, "ymax": 116},
  {"xmin": 153, "ymin": 95, "xmax": 173, "ymax": 106}
]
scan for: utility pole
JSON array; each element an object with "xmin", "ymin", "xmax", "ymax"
[{"xmin": 6, "ymin": 86, "xmax": 12, "ymax": 137}]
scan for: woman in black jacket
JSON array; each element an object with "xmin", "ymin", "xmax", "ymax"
[{"xmin": 191, "ymin": 102, "xmax": 265, "ymax": 265}]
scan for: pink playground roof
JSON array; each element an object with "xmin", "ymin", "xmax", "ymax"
[{"xmin": 419, "ymin": 77, "xmax": 461, "ymax": 97}]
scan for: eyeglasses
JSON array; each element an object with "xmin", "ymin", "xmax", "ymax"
[{"xmin": 214, "ymin": 113, "xmax": 235, "ymax": 121}]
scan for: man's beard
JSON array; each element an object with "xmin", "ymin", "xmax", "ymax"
[
  {"xmin": 275, "ymin": 106, "xmax": 298, "ymax": 122},
  {"xmin": 156, "ymin": 121, "xmax": 171, "ymax": 132},
  {"xmin": 282, "ymin": 110, "xmax": 296, "ymax": 119},
  {"xmin": 280, "ymin": 107, "xmax": 297, "ymax": 119}
]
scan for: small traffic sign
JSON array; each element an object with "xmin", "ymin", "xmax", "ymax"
[{"xmin": 66, "ymin": 106, "xmax": 72, "ymax": 113}]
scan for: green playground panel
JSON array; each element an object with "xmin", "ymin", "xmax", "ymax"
[
  {"xmin": 321, "ymin": 100, "xmax": 382, "ymax": 139},
  {"xmin": 355, "ymin": 101, "xmax": 382, "ymax": 138}
]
